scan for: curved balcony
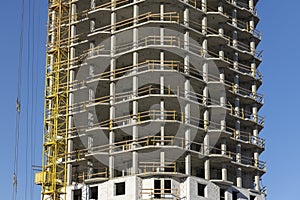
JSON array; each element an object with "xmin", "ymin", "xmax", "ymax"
[
  {"xmin": 67, "ymin": 82, "xmax": 263, "ymax": 129},
  {"xmin": 225, "ymin": 17, "xmax": 262, "ymax": 43},
  {"xmin": 68, "ymin": 135, "xmax": 266, "ymax": 172},
  {"xmin": 224, "ymin": 0, "xmax": 259, "ymax": 21},
  {"xmin": 72, "ymin": 34, "xmax": 262, "ymax": 82}
]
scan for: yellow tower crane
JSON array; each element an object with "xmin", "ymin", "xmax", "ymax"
[{"xmin": 35, "ymin": 0, "xmax": 71, "ymax": 199}]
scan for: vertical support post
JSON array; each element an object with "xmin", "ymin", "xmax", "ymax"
[
  {"xmin": 232, "ymin": 9, "xmax": 237, "ymax": 27},
  {"xmin": 109, "ymin": 2, "xmax": 116, "ymax": 178},
  {"xmin": 221, "ymin": 137, "xmax": 228, "ymax": 181},
  {"xmin": 132, "ymin": 0, "xmax": 139, "ymax": 176},
  {"xmin": 255, "ymin": 172, "xmax": 260, "ymax": 191},
  {"xmin": 237, "ymin": 167, "xmax": 242, "ymax": 188},
  {"xmin": 184, "ymin": 5, "xmax": 191, "ymax": 176},
  {"xmin": 233, "ymin": 31, "xmax": 238, "ymax": 48},
  {"xmin": 202, "ymin": 12, "xmax": 210, "ymax": 179},
  {"xmin": 222, "ymin": 163, "xmax": 227, "ymax": 181},
  {"xmin": 67, "ymin": 2, "xmax": 76, "ymax": 186}
]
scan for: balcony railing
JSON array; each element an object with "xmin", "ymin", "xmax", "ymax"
[
  {"xmin": 141, "ymin": 188, "xmax": 180, "ymax": 200},
  {"xmin": 69, "ymin": 136, "xmax": 266, "ymax": 171}
]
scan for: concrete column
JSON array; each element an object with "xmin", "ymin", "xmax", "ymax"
[
  {"xmin": 236, "ymin": 143, "xmax": 242, "ymax": 187},
  {"xmin": 253, "ymin": 104, "xmax": 258, "ymax": 123},
  {"xmin": 221, "ymin": 120, "xmax": 226, "ymax": 131},
  {"xmin": 220, "ymin": 68, "xmax": 226, "ymax": 112},
  {"xmin": 254, "ymin": 151, "xmax": 259, "ymax": 168},
  {"xmin": 203, "ymin": 38, "xmax": 210, "ymax": 180},
  {"xmin": 132, "ymin": 0, "xmax": 139, "ymax": 175},
  {"xmin": 90, "ymin": 0, "xmax": 95, "ymax": 9},
  {"xmin": 109, "ymin": 65, "xmax": 115, "ymax": 178},
  {"xmin": 236, "ymin": 143, "xmax": 241, "ymax": 163},
  {"xmin": 160, "ymin": 50, "xmax": 165, "ymax": 172},
  {"xmin": 89, "ymin": 41, "xmax": 95, "ymax": 57},
  {"xmin": 236, "ymin": 121, "xmax": 242, "ymax": 188},
  {"xmin": 221, "ymin": 138, "xmax": 227, "ymax": 155},
  {"xmin": 160, "ymin": 3, "xmax": 164, "ymax": 19},
  {"xmin": 233, "ymin": 31, "xmax": 238, "ymax": 48},
  {"xmin": 249, "ymin": 16, "xmax": 255, "ymax": 33},
  {"xmin": 184, "ymin": 4, "xmax": 189, "ymax": 26},
  {"xmin": 235, "ymin": 120, "xmax": 240, "ymax": 140},
  {"xmin": 183, "ymin": 4, "xmax": 191, "ymax": 176},
  {"xmin": 67, "ymin": 138, "xmax": 73, "ymax": 185},
  {"xmin": 218, "ymin": 1, "xmax": 223, "ymax": 13},
  {"xmin": 71, "ymin": 3, "xmax": 77, "ymax": 23},
  {"xmin": 237, "ymin": 167, "xmax": 242, "ymax": 187},
  {"xmin": 158, "ymin": 2, "xmax": 166, "ymax": 173},
  {"xmin": 222, "ymin": 163, "xmax": 227, "ymax": 181},
  {"xmin": 219, "ymin": 45, "xmax": 224, "ymax": 60},
  {"xmin": 88, "ymin": 112, "xmax": 94, "ymax": 128},
  {"xmin": 109, "ymin": 6, "xmax": 116, "ymax": 178},
  {"xmin": 87, "ymin": 161, "xmax": 93, "ymax": 179},
  {"xmin": 204, "ymin": 158, "xmax": 210, "ymax": 180},
  {"xmin": 67, "ymin": 1, "xmax": 77, "ymax": 186},
  {"xmin": 250, "ymin": 38, "xmax": 256, "ymax": 55},
  {"xmin": 88, "ymin": 87, "xmax": 95, "ymax": 101},
  {"xmin": 89, "ymin": 64, "xmax": 94, "ymax": 78},
  {"xmin": 254, "ymin": 149, "xmax": 260, "ymax": 191},
  {"xmin": 219, "ymin": 23, "xmax": 224, "ymax": 36},
  {"xmin": 252, "ymin": 79, "xmax": 257, "ymax": 101},
  {"xmin": 249, "ymin": 0, "xmax": 254, "ymax": 12},
  {"xmin": 202, "ymin": 0, "xmax": 207, "ymax": 12},
  {"xmin": 234, "ymin": 97, "xmax": 240, "ymax": 117},
  {"xmin": 202, "ymin": 12, "xmax": 207, "ymax": 35},
  {"xmin": 233, "ymin": 52, "xmax": 239, "ymax": 70},
  {"xmin": 88, "ymin": 136, "xmax": 93, "ymax": 153},
  {"xmin": 251, "ymin": 62, "xmax": 257, "ymax": 78},
  {"xmin": 234, "ymin": 74, "xmax": 239, "ymax": 94},
  {"xmin": 203, "ymin": 62, "xmax": 209, "ymax": 133},
  {"xmin": 253, "ymin": 127, "xmax": 259, "ymax": 145},
  {"xmin": 185, "ymin": 115, "xmax": 191, "ymax": 175},
  {"xmin": 255, "ymin": 172, "xmax": 260, "ymax": 191},
  {"xmin": 90, "ymin": 19, "xmax": 95, "ymax": 32},
  {"xmin": 232, "ymin": 9, "xmax": 237, "ymax": 27}
]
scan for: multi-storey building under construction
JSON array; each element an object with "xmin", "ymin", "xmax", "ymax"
[{"xmin": 36, "ymin": 0, "xmax": 266, "ymax": 199}]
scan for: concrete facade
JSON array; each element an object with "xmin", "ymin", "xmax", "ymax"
[{"xmin": 62, "ymin": 0, "xmax": 266, "ymax": 199}]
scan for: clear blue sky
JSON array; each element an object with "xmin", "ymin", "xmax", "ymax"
[{"xmin": 0, "ymin": 0, "xmax": 299, "ymax": 199}]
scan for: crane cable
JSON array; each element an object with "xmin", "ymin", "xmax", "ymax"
[
  {"xmin": 25, "ymin": 0, "xmax": 32, "ymax": 197},
  {"xmin": 12, "ymin": 0, "xmax": 25, "ymax": 198},
  {"xmin": 29, "ymin": 0, "xmax": 40, "ymax": 198}
]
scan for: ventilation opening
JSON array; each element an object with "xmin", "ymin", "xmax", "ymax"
[
  {"xmin": 73, "ymin": 189, "xmax": 82, "ymax": 200},
  {"xmin": 115, "ymin": 182, "xmax": 125, "ymax": 196},
  {"xmin": 89, "ymin": 186, "xmax": 98, "ymax": 199},
  {"xmin": 220, "ymin": 188, "xmax": 226, "ymax": 200},
  {"xmin": 197, "ymin": 183, "xmax": 206, "ymax": 197}
]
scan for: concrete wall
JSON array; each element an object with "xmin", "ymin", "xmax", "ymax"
[{"xmin": 66, "ymin": 175, "xmax": 266, "ymax": 200}]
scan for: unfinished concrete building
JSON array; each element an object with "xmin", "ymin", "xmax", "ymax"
[{"xmin": 38, "ymin": 0, "xmax": 266, "ymax": 199}]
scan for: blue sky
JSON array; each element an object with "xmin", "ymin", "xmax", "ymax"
[{"xmin": 0, "ymin": 0, "xmax": 299, "ymax": 199}]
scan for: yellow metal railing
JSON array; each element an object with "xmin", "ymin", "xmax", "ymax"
[
  {"xmin": 141, "ymin": 188, "xmax": 180, "ymax": 200},
  {"xmin": 77, "ymin": 168, "xmax": 108, "ymax": 181},
  {"xmin": 139, "ymin": 162, "xmax": 177, "ymax": 174},
  {"xmin": 69, "ymin": 135, "xmax": 266, "ymax": 171}
]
